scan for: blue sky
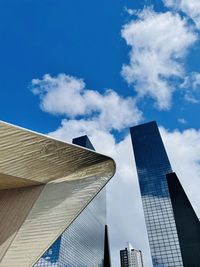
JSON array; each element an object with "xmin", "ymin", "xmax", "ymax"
[
  {"xmin": 2, "ymin": 0, "xmax": 200, "ymax": 133},
  {"xmin": 1, "ymin": 0, "xmax": 200, "ymax": 266},
  {"xmin": 1, "ymin": 0, "xmax": 134, "ymax": 132}
]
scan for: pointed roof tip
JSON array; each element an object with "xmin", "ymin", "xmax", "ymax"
[
  {"xmin": 0, "ymin": 121, "xmax": 116, "ymax": 266},
  {"xmin": 0, "ymin": 120, "xmax": 116, "ymax": 188},
  {"xmin": 129, "ymin": 120, "xmax": 157, "ymax": 131},
  {"xmin": 72, "ymin": 135, "xmax": 95, "ymax": 151}
]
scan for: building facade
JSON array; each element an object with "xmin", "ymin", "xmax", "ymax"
[
  {"xmin": 34, "ymin": 135, "xmax": 107, "ymax": 267},
  {"xmin": 130, "ymin": 121, "xmax": 184, "ymax": 267},
  {"xmin": 35, "ymin": 188, "xmax": 106, "ymax": 267},
  {"xmin": 120, "ymin": 243, "xmax": 143, "ymax": 267},
  {"xmin": 167, "ymin": 172, "xmax": 200, "ymax": 267},
  {"xmin": 0, "ymin": 121, "xmax": 115, "ymax": 266}
]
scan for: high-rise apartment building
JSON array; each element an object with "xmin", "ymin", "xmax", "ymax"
[
  {"xmin": 120, "ymin": 243, "xmax": 143, "ymax": 267},
  {"xmin": 0, "ymin": 121, "xmax": 115, "ymax": 267},
  {"xmin": 130, "ymin": 121, "xmax": 184, "ymax": 267}
]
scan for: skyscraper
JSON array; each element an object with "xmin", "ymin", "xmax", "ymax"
[
  {"xmin": 0, "ymin": 121, "xmax": 115, "ymax": 266},
  {"xmin": 120, "ymin": 243, "xmax": 143, "ymax": 267},
  {"xmin": 130, "ymin": 121, "xmax": 184, "ymax": 266}
]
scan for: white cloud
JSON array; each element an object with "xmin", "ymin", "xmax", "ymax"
[
  {"xmin": 31, "ymin": 74, "xmax": 87, "ymax": 116},
  {"xmin": 124, "ymin": 7, "xmax": 138, "ymax": 16},
  {"xmin": 49, "ymin": 119, "xmax": 117, "ymax": 155},
  {"xmin": 181, "ymin": 72, "xmax": 200, "ymax": 103},
  {"xmin": 185, "ymin": 94, "xmax": 200, "ymax": 103},
  {"xmin": 164, "ymin": 0, "xmax": 200, "ymax": 29},
  {"xmin": 31, "ymin": 73, "xmax": 142, "ymax": 131},
  {"xmin": 182, "ymin": 72, "xmax": 200, "ymax": 90},
  {"xmin": 121, "ymin": 7, "xmax": 197, "ymax": 110},
  {"xmin": 178, "ymin": 118, "xmax": 187, "ymax": 124}
]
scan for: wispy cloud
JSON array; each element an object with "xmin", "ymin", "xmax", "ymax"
[
  {"xmin": 181, "ymin": 72, "xmax": 200, "ymax": 103},
  {"xmin": 178, "ymin": 118, "xmax": 187, "ymax": 124},
  {"xmin": 163, "ymin": 0, "xmax": 200, "ymax": 29},
  {"xmin": 121, "ymin": 7, "xmax": 197, "ymax": 110},
  {"xmin": 124, "ymin": 7, "xmax": 138, "ymax": 16}
]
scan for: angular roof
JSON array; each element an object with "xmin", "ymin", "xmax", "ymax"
[{"xmin": 0, "ymin": 121, "xmax": 115, "ymax": 266}]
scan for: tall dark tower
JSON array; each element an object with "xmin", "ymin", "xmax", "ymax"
[
  {"xmin": 167, "ymin": 172, "xmax": 200, "ymax": 267},
  {"xmin": 103, "ymin": 225, "xmax": 111, "ymax": 267},
  {"xmin": 130, "ymin": 121, "xmax": 184, "ymax": 266}
]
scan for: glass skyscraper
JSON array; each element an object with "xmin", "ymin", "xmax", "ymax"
[
  {"xmin": 130, "ymin": 121, "xmax": 184, "ymax": 267},
  {"xmin": 34, "ymin": 136, "xmax": 106, "ymax": 267}
]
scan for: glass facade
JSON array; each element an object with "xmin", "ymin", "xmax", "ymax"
[
  {"xmin": 34, "ymin": 188, "xmax": 106, "ymax": 267},
  {"xmin": 34, "ymin": 135, "xmax": 106, "ymax": 267},
  {"xmin": 130, "ymin": 121, "xmax": 184, "ymax": 267}
]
